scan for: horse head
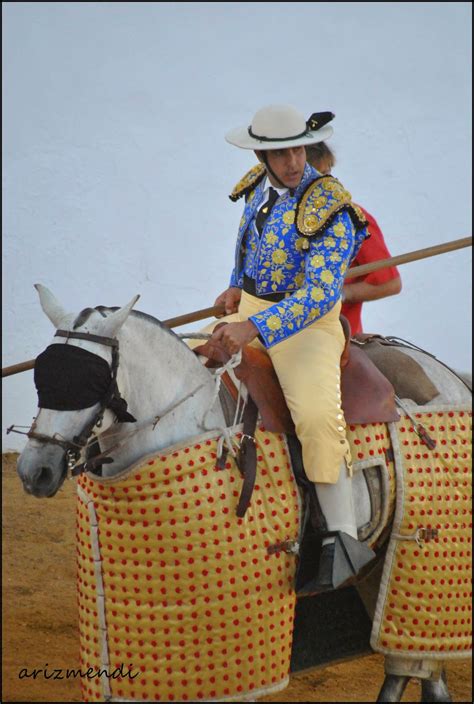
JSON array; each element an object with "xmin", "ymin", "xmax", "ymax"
[{"xmin": 17, "ymin": 285, "xmax": 140, "ymax": 497}]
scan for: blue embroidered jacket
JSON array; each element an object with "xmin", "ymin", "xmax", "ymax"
[{"xmin": 229, "ymin": 163, "xmax": 369, "ymax": 347}]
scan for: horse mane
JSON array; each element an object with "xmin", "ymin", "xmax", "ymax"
[{"xmin": 93, "ymin": 306, "xmax": 190, "ymax": 346}]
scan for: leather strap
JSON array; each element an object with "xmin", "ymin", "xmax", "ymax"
[
  {"xmin": 55, "ymin": 329, "xmax": 118, "ymax": 347},
  {"xmin": 235, "ymin": 396, "xmax": 259, "ymax": 518}
]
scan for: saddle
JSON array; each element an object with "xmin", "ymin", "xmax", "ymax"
[
  {"xmin": 352, "ymin": 334, "xmax": 440, "ymax": 405},
  {"xmin": 194, "ymin": 320, "xmax": 400, "ymax": 433}
]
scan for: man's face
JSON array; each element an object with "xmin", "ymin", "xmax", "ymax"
[{"xmin": 265, "ymin": 146, "xmax": 306, "ymax": 188}]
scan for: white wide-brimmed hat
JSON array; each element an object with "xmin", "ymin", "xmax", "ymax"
[{"xmin": 225, "ymin": 104, "xmax": 334, "ymax": 150}]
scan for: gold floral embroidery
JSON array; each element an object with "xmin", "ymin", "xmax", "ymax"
[
  {"xmin": 296, "ymin": 176, "xmax": 354, "ymax": 237},
  {"xmin": 333, "ymin": 222, "xmax": 347, "ymax": 238},
  {"xmin": 294, "ymin": 272, "xmax": 305, "ymax": 287},
  {"xmin": 265, "ymin": 232, "xmax": 278, "ymax": 245},
  {"xmin": 314, "ymin": 196, "xmax": 327, "ymax": 208},
  {"xmin": 311, "ymin": 287, "xmax": 326, "ymax": 302},
  {"xmin": 283, "ymin": 210, "xmax": 296, "ymax": 225},
  {"xmin": 290, "ymin": 303, "xmax": 305, "ymax": 317},
  {"xmin": 320, "ymin": 270, "xmax": 334, "ymax": 285},
  {"xmin": 308, "ymin": 307, "xmax": 321, "ymax": 321},
  {"xmin": 310, "ymin": 254, "xmax": 325, "ymax": 268},
  {"xmin": 229, "ymin": 163, "xmax": 266, "ymax": 201},
  {"xmin": 323, "ymin": 236, "xmax": 336, "ymax": 248},
  {"xmin": 272, "ymin": 249, "xmax": 288, "ymax": 265},
  {"xmin": 353, "ymin": 204, "xmax": 367, "ymax": 222},
  {"xmin": 332, "ymin": 188, "xmax": 347, "ymax": 202},
  {"xmin": 271, "ymin": 270, "xmax": 285, "ymax": 284},
  {"xmin": 267, "ymin": 315, "xmax": 282, "ymax": 331},
  {"xmin": 303, "ymin": 215, "xmax": 318, "ymax": 230}
]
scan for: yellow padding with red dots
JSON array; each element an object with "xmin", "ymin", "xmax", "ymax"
[
  {"xmin": 371, "ymin": 409, "xmax": 472, "ymax": 658},
  {"xmin": 76, "ymin": 426, "xmax": 301, "ymax": 702}
]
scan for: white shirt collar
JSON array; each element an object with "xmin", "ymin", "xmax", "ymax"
[{"xmin": 262, "ymin": 176, "xmax": 288, "ymax": 199}]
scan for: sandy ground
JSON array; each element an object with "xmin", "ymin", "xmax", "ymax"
[{"xmin": 2, "ymin": 452, "xmax": 472, "ymax": 703}]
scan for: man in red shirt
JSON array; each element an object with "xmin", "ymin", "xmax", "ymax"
[{"xmin": 306, "ymin": 143, "xmax": 401, "ymax": 335}]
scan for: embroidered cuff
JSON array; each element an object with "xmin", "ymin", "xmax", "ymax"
[{"xmin": 230, "ymin": 269, "xmax": 243, "ymax": 289}]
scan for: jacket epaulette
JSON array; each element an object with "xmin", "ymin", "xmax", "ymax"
[
  {"xmin": 229, "ymin": 164, "xmax": 266, "ymax": 202},
  {"xmin": 295, "ymin": 175, "xmax": 368, "ymax": 238}
]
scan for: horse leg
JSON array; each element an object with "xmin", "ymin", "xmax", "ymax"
[
  {"xmin": 420, "ymin": 669, "xmax": 452, "ymax": 703},
  {"xmin": 376, "ymin": 674, "xmax": 410, "ymax": 702}
]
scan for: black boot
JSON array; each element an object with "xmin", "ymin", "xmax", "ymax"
[
  {"xmin": 311, "ymin": 542, "xmax": 336, "ymax": 591},
  {"xmin": 298, "ymin": 531, "xmax": 376, "ymax": 595}
]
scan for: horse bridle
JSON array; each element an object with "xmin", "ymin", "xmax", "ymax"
[
  {"xmin": 8, "ymin": 328, "xmax": 215, "ymax": 478},
  {"xmin": 9, "ymin": 329, "xmax": 132, "ymax": 476}
]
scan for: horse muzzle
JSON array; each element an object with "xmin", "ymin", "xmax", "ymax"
[{"xmin": 17, "ymin": 443, "xmax": 68, "ymax": 498}]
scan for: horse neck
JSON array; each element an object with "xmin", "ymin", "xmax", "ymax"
[{"xmin": 99, "ymin": 315, "xmax": 225, "ymax": 475}]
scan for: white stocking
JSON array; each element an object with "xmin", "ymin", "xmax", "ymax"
[{"xmin": 314, "ymin": 462, "xmax": 358, "ymax": 545}]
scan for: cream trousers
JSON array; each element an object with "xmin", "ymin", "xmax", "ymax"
[
  {"xmin": 238, "ymin": 292, "xmax": 352, "ymax": 484},
  {"xmin": 191, "ymin": 292, "xmax": 353, "ymax": 485}
]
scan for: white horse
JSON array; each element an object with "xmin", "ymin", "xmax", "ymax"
[
  {"xmin": 17, "ymin": 285, "xmax": 226, "ymax": 496},
  {"xmin": 16, "ymin": 284, "xmax": 471, "ymax": 703}
]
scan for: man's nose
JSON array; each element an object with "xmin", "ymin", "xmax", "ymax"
[{"xmin": 287, "ymin": 150, "xmax": 298, "ymax": 168}]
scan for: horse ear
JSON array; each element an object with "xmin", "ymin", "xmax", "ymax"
[
  {"xmin": 34, "ymin": 284, "xmax": 71, "ymax": 328},
  {"xmin": 100, "ymin": 294, "xmax": 141, "ymax": 337}
]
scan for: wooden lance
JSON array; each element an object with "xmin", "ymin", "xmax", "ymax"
[{"xmin": 2, "ymin": 236, "xmax": 471, "ymax": 378}]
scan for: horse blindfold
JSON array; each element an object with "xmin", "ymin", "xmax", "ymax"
[{"xmin": 34, "ymin": 344, "xmax": 136, "ymax": 422}]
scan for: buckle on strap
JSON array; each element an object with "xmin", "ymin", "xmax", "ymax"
[
  {"xmin": 392, "ymin": 526, "xmax": 439, "ymax": 547},
  {"xmin": 240, "ymin": 433, "xmax": 257, "ymax": 446},
  {"xmin": 267, "ymin": 540, "xmax": 300, "ymax": 555}
]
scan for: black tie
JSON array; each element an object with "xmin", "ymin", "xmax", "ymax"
[{"xmin": 255, "ymin": 187, "xmax": 279, "ymax": 235}]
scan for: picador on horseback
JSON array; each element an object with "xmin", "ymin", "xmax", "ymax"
[
  {"xmin": 10, "ymin": 105, "xmax": 471, "ymax": 704},
  {"xmin": 209, "ymin": 103, "xmax": 377, "ymax": 591}
]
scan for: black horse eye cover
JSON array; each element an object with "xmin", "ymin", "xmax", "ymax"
[{"xmin": 34, "ymin": 344, "xmax": 112, "ymax": 411}]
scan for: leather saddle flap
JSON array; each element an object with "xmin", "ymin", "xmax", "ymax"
[
  {"xmin": 194, "ymin": 338, "xmax": 294, "ymax": 433},
  {"xmin": 194, "ymin": 337, "xmax": 399, "ymax": 432},
  {"xmin": 341, "ymin": 345, "xmax": 400, "ymax": 424}
]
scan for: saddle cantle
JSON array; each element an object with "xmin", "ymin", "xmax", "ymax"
[
  {"xmin": 352, "ymin": 334, "xmax": 440, "ymax": 405},
  {"xmin": 194, "ymin": 326, "xmax": 400, "ymax": 432}
]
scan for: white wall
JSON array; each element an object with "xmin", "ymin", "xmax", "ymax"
[{"xmin": 3, "ymin": 2, "xmax": 472, "ymax": 451}]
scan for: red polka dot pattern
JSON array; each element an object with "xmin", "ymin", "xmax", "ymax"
[
  {"xmin": 76, "ymin": 426, "xmax": 299, "ymax": 701},
  {"xmin": 371, "ymin": 410, "xmax": 472, "ymax": 657}
]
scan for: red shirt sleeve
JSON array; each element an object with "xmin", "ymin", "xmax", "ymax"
[{"xmin": 351, "ymin": 206, "xmax": 400, "ymax": 285}]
